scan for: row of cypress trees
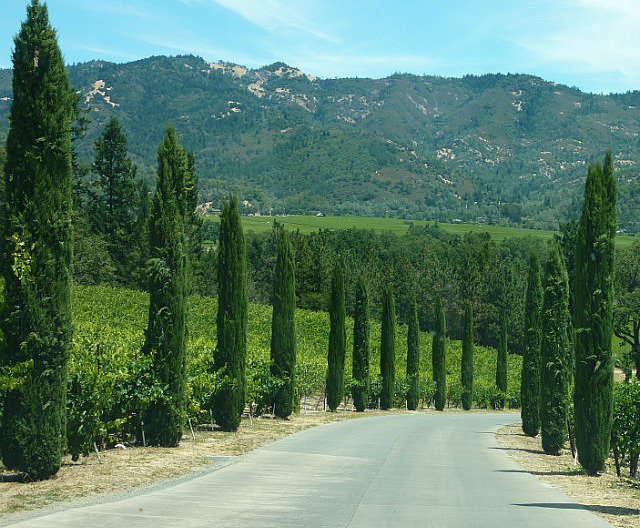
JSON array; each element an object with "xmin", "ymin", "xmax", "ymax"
[
  {"xmin": 326, "ymin": 266, "xmax": 479, "ymax": 413},
  {"xmin": 519, "ymin": 151, "xmax": 617, "ymax": 476}
]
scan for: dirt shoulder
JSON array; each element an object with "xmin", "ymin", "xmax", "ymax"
[{"xmin": 496, "ymin": 422, "xmax": 640, "ymax": 528}]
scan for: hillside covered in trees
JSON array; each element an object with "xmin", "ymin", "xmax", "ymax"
[{"xmin": 2, "ymin": 55, "xmax": 640, "ymax": 231}]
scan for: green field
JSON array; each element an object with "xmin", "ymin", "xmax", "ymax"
[{"xmin": 205, "ymin": 214, "xmax": 637, "ymax": 248}]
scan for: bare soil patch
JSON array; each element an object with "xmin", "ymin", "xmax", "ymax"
[{"xmin": 497, "ymin": 422, "xmax": 640, "ymax": 528}]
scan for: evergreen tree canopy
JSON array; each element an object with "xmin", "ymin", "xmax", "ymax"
[
  {"xmin": 433, "ymin": 296, "xmax": 447, "ymax": 411},
  {"xmin": 141, "ymin": 124, "xmax": 189, "ymax": 446},
  {"xmin": 461, "ymin": 302, "xmax": 474, "ymax": 411},
  {"xmin": 90, "ymin": 117, "xmax": 146, "ymax": 288},
  {"xmin": 214, "ymin": 194, "xmax": 248, "ymax": 431},
  {"xmin": 540, "ymin": 241, "xmax": 571, "ymax": 455},
  {"xmin": 574, "ymin": 151, "xmax": 617, "ymax": 475},
  {"xmin": 406, "ymin": 294, "xmax": 420, "ymax": 410},
  {"xmin": 270, "ymin": 226, "xmax": 296, "ymax": 418},
  {"xmin": 380, "ymin": 283, "xmax": 396, "ymax": 410},
  {"xmin": 521, "ymin": 251, "xmax": 543, "ymax": 436},
  {"xmin": 326, "ymin": 261, "xmax": 346, "ymax": 411},
  {"xmin": 496, "ymin": 311, "xmax": 508, "ymax": 408},
  {"xmin": 0, "ymin": 0, "xmax": 74, "ymax": 480},
  {"xmin": 352, "ymin": 275, "xmax": 370, "ymax": 412}
]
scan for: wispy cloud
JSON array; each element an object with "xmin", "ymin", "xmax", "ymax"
[
  {"xmin": 508, "ymin": 0, "xmax": 640, "ymax": 91},
  {"xmin": 210, "ymin": 0, "xmax": 339, "ymax": 43}
]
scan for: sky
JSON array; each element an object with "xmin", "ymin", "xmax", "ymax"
[{"xmin": 2, "ymin": 0, "xmax": 640, "ymax": 94}]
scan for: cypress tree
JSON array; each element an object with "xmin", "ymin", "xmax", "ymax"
[
  {"xmin": 461, "ymin": 302, "xmax": 474, "ymax": 411},
  {"xmin": 574, "ymin": 152, "xmax": 617, "ymax": 475},
  {"xmin": 406, "ymin": 294, "xmax": 420, "ymax": 410},
  {"xmin": 433, "ymin": 297, "xmax": 447, "ymax": 411},
  {"xmin": 352, "ymin": 275, "xmax": 370, "ymax": 412},
  {"xmin": 214, "ymin": 194, "xmax": 247, "ymax": 431},
  {"xmin": 496, "ymin": 310, "xmax": 508, "ymax": 408},
  {"xmin": 380, "ymin": 284, "xmax": 396, "ymax": 410},
  {"xmin": 326, "ymin": 261, "xmax": 346, "ymax": 411},
  {"xmin": 270, "ymin": 227, "xmax": 296, "ymax": 418},
  {"xmin": 540, "ymin": 242, "xmax": 571, "ymax": 455},
  {"xmin": 521, "ymin": 251, "xmax": 543, "ymax": 436},
  {"xmin": 0, "ymin": 0, "xmax": 74, "ymax": 480},
  {"xmin": 141, "ymin": 125, "xmax": 188, "ymax": 446}
]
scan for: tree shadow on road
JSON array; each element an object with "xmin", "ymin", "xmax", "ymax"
[{"xmin": 514, "ymin": 502, "xmax": 640, "ymax": 516}]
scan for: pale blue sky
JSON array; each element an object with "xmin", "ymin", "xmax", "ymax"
[{"xmin": 2, "ymin": 0, "xmax": 640, "ymax": 94}]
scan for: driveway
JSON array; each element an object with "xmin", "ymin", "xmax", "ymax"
[{"xmin": 3, "ymin": 413, "xmax": 612, "ymax": 527}]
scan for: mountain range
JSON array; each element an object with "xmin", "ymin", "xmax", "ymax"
[{"xmin": 1, "ymin": 54, "xmax": 640, "ymax": 232}]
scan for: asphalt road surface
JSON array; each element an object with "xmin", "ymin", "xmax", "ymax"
[{"xmin": 4, "ymin": 413, "xmax": 613, "ymax": 527}]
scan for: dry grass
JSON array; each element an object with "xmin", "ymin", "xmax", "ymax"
[
  {"xmin": 0, "ymin": 408, "xmax": 402, "ymax": 518},
  {"xmin": 497, "ymin": 422, "xmax": 640, "ymax": 528}
]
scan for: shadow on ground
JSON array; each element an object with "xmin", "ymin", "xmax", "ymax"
[{"xmin": 514, "ymin": 502, "xmax": 640, "ymax": 516}]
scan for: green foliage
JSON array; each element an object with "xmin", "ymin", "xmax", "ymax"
[
  {"xmin": 540, "ymin": 242, "xmax": 571, "ymax": 455},
  {"xmin": 611, "ymin": 380, "xmax": 640, "ymax": 478},
  {"xmin": 495, "ymin": 311, "xmax": 508, "ymax": 409},
  {"xmin": 326, "ymin": 261, "xmax": 346, "ymax": 411},
  {"xmin": 90, "ymin": 117, "xmax": 147, "ymax": 288},
  {"xmin": 433, "ymin": 297, "xmax": 447, "ymax": 411},
  {"xmin": 0, "ymin": 0, "xmax": 73, "ymax": 480},
  {"xmin": 574, "ymin": 151, "xmax": 617, "ymax": 475},
  {"xmin": 380, "ymin": 284, "xmax": 396, "ymax": 410},
  {"xmin": 406, "ymin": 295, "xmax": 420, "ymax": 410},
  {"xmin": 270, "ymin": 227, "xmax": 296, "ymax": 418},
  {"xmin": 521, "ymin": 251, "xmax": 543, "ymax": 436},
  {"xmin": 140, "ymin": 125, "xmax": 189, "ymax": 446},
  {"xmin": 214, "ymin": 194, "xmax": 247, "ymax": 431},
  {"xmin": 613, "ymin": 241, "xmax": 640, "ymax": 378},
  {"xmin": 352, "ymin": 275, "xmax": 370, "ymax": 412},
  {"xmin": 461, "ymin": 302, "xmax": 474, "ymax": 410}
]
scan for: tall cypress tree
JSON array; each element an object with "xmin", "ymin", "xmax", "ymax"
[
  {"xmin": 0, "ymin": 1, "xmax": 74, "ymax": 480},
  {"xmin": 540, "ymin": 242, "xmax": 571, "ymax": 455},
  {"xmin": 496, "ymin": 310, "xmax": 508, "ymax": 408},
  {"xmin": 574, "ymin": 152, "xmax": 617, "ymax": 475},
  {"xmin": 214, "ymin": 194, "xmax": 247, "ymax": 431},
  {"xmin": 406, "ymin": 294, "xmax": 420, "ymax": 410},
  {"xmin": 380, "ymin": 284, "xmax": 396, "ymax": 410},
  {"xmin": 433, "ymin": 297, "xmax": 447, "ymax": 411},
  {"xmin": 521, "ymin": 251, "xmax": 543, "ymax": 436},
  {"xmin": 270, "ymin": 227, "xmax": 296, "ymax": 418},
  {"xmin": 352, "ymin": 275, "xmax": 370, "ymax": 412},
  {"xmin": 326, "ymin": 261, "xmax": 346, "ymax": 411},
  {"xmin": 461, "ymin": 302, "xmax": 474, "ymax": 411},
  {"xmin": 141, "ymin": 125, "xmax": 188, "ymax": 447}
]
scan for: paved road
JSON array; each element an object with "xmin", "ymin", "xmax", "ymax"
[{"xmin": 4, "ymin": 413, "xmax": 612, "ymax": 527}]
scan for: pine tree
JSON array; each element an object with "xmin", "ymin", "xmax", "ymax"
[
  {"xmin": 540, "ymin": 242, "xmax": 571, "ymax": 455},
  {"xmin": 352, "ymin": 275, "xmax": 370, "ymax": 412},
  {"xmin": 141, "ymin": 125, "xmax": 188, "ymax": 446},
  {"xmin": 380, "ymin": 284, "xmax": 396, "ymax": 410},
  {"xmin": 406, "ymin": 294, "xmax": 420, "ymax": 410},
  {"xmin": 433, "ymin": 297, "xmax": 447, "ymax": 411},
  {"xmin": 574, "ymin": 152, "xmax": 617, "ymax": 475},
  {"xmin": 496, "ymin": 310, "xmax": 508, "ymax": 408},
  {"xmin": 521, "ymin": 251, "xmax": 543, "ymax": 436},
  {"xmin": 214, "ymin": 194, "xmax": 248, "ymax": 431},
  {"xmin": 91, "ymin": 117, "xmax": 141, "ymax": 286},
  {"xmin": 270, "ymin": 227, "xmax": 296, "ymax": 418},
  {"xmin": 0, "ymin": 0, "xmax": 74, "ymax": 480},
  {"xmin": 461, "ymin": 302, "xmax": 474, "ymax": 411},
  {"xmin": 327, "ymin": 261, "xmax": 346, "ymax": 411}
]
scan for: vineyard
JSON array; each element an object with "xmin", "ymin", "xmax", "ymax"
[{"xmin": 68, "ymin": 285, "xmax": 522, "ymax": 457}]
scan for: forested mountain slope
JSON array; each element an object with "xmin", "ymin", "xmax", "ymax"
[{"xmin": 1, "ymin": 55, "xmax": 640, "ymax": 231}]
